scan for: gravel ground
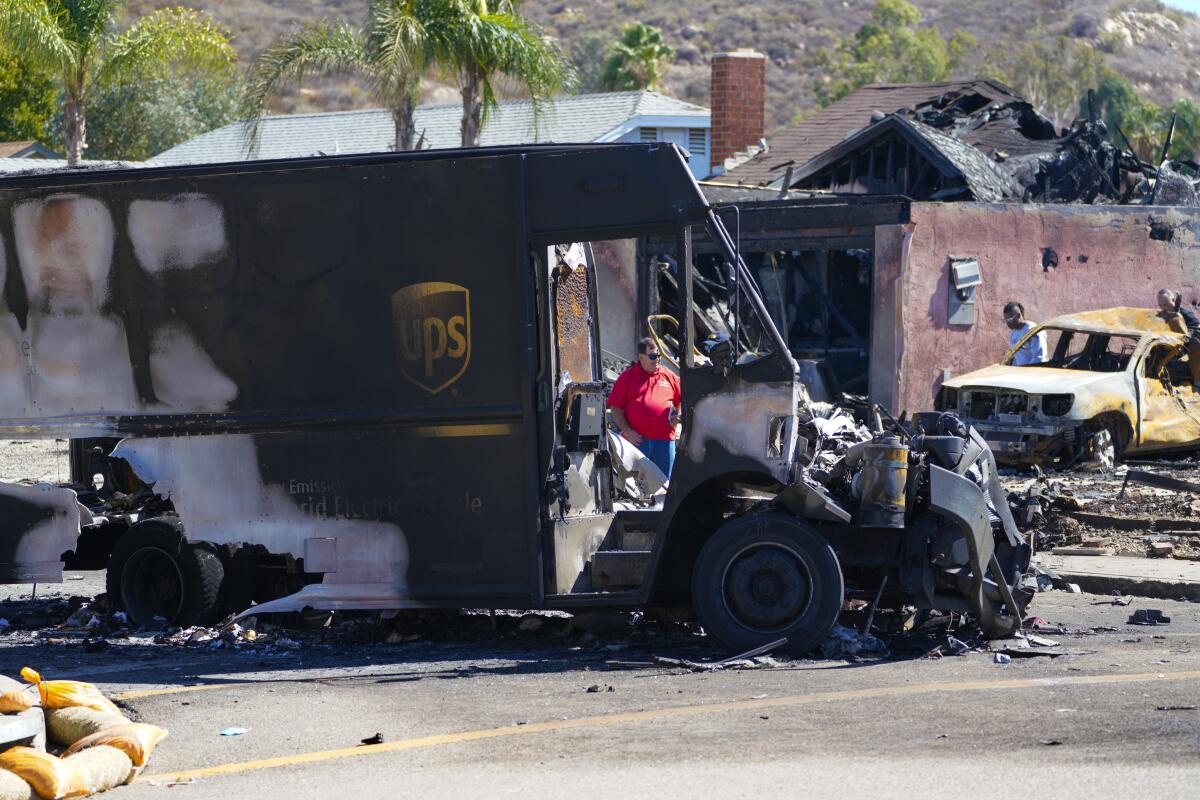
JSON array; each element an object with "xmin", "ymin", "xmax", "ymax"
[{"xmin": 0, "ymin": 438, "xmax": 70, "ymax": 484}]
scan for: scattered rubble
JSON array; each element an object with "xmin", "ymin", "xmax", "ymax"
[
  {"xmin": 1005, "ymin": 465, "xmax": 1200, "ymax": 563},
  {"xmin": 1128, "ymin": 609, "xmax": 1172, "ymax": 626},
  {"xmin": 821, "ymin": 625, "xmax": 889, "ymax": 660}
]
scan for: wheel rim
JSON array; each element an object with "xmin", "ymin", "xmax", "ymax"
[
  {"xmin": 1089, "ymin": 428, "xmax": 1116, "ymax": 469},
  {"xmin": 720, "ymin": 542, "xmax": 813, "ymax": 634},
  {"xmin": 122, "ymin": 546, "xmax": 185, "ymax": 624}
]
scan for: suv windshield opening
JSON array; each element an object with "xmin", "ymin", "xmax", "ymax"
[{"xmin": 1010, "ymin": 328, "xmax": 1139, "ymax": 372}]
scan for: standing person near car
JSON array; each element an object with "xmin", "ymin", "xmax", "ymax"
[
  {"xmin": 607, "ymin": 337, "xmax": 681, "ymax": 478},
  {"xmin": 1004, "ymin": 301, "xmax": 1047, "ymax": 366},
  {"xmin": 1156, "ymin": 288, "xmax": 1200, "ymax": 385}
]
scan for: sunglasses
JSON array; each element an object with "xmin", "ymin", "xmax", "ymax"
[{"xmin": 644, "ymin": 352, "xmax": 661, "ymax": 360}]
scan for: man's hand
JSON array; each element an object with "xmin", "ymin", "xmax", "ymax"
[
  {"xmin": 669, "ymin": 407, "xmax": 681, "ymax": 426},
  {"xmin": 622, "ymin": 429, "xmax": 644, "ymax": 446}
]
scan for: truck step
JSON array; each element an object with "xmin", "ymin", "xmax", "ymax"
[
  {"xmin": 591, "ymin": 550, "xmax": 651, "ymax": 589},
  {"xmin": 609, "ymin": 510, "xmax": 661, "ymax": 551},
  {"xmin": 617, "ymin": 526, "xmax": 656, "ymax": 551}
]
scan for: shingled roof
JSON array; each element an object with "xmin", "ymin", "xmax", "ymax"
[
  {"xmin": 787, "ymin": 114, "xmax": 1023, "ymax": 202},
  {"xmin": 716, "ymin": 78, "xmax": 1023, "ymax": 186},
  {"xmin": 0, "ymin": 141, "xmax": 61, "ymax": 159},
  {"xmin": 150, "ymin": 91, "xmax": 709, "ymax": 166}
]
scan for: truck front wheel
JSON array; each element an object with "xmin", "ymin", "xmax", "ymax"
[
  {"xmin": 106, "ymin": 518, "xmax": 225, "ymax": 628},
  {"xmin": 691, "ymin": 514, "xmax": 843, "ymax": 656}
]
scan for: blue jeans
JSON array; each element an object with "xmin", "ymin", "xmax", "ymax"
[{"xmin": 637, "ymin": 438, "xmax": 675, "ymax": 478}]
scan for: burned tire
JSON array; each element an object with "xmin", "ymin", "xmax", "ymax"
[
  {"xmin": 691, "ymin": 513, "xmax": 843, "ymax": 657},
  {"xmin": 1079, "ymin": 417, "xmax": 1126, "ymax": 468},
  {"xmin": 106, "ymin": 518, "xmax": 224, "ymax": 628}
]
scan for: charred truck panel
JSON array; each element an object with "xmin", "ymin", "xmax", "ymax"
[{"xmin": 0, "ymin": 144, "xmax": 1029, "ymax": 652}]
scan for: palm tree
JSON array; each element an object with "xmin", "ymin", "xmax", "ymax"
[
  {"xmin": 246, "ymin": 1, "xmax": 432, "ymax": 152},
  {"xmin": 0, "ymin": 1, "xmax": 235, "ymax": 165},
  {"xmin": 1123, "ymin": 101, "xmax": 1164, "ymax": 163},
  {"xmin": 425, "ymin": 0, "xmax": 576, "ymax": 147},
  {"xmin": 600, "ymin": 23, "xmax": 675, "ymax": 93}
]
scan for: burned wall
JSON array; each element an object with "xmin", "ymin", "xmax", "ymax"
[{"xmin": 877, "ymin": 202, "xmax": 1200, "ymax": 415}]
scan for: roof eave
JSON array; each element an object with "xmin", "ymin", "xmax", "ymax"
[
  {"xmin": 595, "ymin": 114, "xmax": 711, "ymax": 143},
  {"xmin": 788, "ymin": 116, "xmax": 965, "ymax": 187}
]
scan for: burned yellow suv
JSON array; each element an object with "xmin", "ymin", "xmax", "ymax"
[{"xmin": 937, "ymin": 308, "xmax": 1199, "ymax": 465}]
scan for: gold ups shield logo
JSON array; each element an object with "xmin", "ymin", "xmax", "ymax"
[{"xmin": 392, "ymin": 282, "xmax": 471, "ymax": 394}]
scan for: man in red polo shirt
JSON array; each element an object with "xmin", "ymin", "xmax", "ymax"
[{"xmin": 607, "ymin": 337, "xmax": 681, "ymax": 477}]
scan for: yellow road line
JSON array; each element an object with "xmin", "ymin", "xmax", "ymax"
[
  {"xmin": 116, "ymin": 673, "xmax": 374, "ymax": 700},
  {"xmin": 142, "ymin": 669, "xmax": 1200, "ymax": 784},
  {"xmin": 116, "ymin": 684, "xmax": 254, "ymax": 701}
]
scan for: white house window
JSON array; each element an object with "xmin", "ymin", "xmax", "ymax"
[
  {"xmin": 639, "ymin": 127, "xmax": 658, "ymax": 142},
  {"xmin": 688, "ymin": 129, "xmax": 707, "ymax": 155}
]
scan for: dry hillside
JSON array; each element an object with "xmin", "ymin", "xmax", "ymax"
[{"xmin": 129, "ymin": 0, "xmax": 1200, "ymax": 132}]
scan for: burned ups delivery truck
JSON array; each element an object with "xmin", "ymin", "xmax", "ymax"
[{"xmin": 0, "ymin": 144, "xmax": 1029, "ymax": 653}]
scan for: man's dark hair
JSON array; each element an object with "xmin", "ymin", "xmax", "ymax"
[
  {"xmin": 1003, "ymin": 301, "xmax": 1024, "ymax": 318},
  {"xmin": 637, "ymin": 337, "xmax": 658, "ymax": 354}
]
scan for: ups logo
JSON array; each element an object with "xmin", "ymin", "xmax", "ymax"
[{"xmin": 392, "ymin": 282, "xmax": 471, "ymax": 394}]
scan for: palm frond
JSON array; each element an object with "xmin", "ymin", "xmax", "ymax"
[
  {"xmin": 242, "ymin": 20, "xmax": 366, "ymax": 152},
  {"xmin": 54, "ymin": 0, "xmax": 115, "ymax": 58},
  {"xmin": 366, "ymin": 0, "xmax": 429, "ymax": 103},
  {"xmin": 0, "ymin": 0, "xmax": 77, "ymax": 74},
  {"xmin": 99, "ymin": 7, "xmax": 235, "ymax": 88},
  {"xmin": 469, "ymin": 12, "xmax": 575, "ymax": 124}
]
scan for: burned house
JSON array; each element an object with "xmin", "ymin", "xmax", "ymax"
[
  {"xmin": 720, "ymin": 77, "xmax": 1200, "ymax": 206},
  {"xmin": 601, "ymin": 193, "xmax": 1200, "ymax": 419},
  {"xmin": 593, "ymin": 72, "xmax": 1200, "ymax": 420}
]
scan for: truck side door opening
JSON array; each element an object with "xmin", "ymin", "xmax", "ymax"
[{"xmin": 538, "ymin": 241, "xmax": 622, "ymax": 596}]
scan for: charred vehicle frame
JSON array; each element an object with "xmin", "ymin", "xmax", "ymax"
[
  {"xmin": 0, "ymin": 143, "xmax": 1028, "ymax": 651},
  {"xmin": 939, "ymin": 307, "xmax": 1200, "ymax": 465}
]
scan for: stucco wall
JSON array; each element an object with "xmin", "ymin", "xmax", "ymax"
[{"xmin": 876, "ymin": 202, "xmax": 1200, "ymax": 415}]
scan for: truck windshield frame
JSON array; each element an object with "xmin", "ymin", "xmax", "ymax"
[{"xmin": 699, "ymin": 210, "xmax": 796, "ymax": 373}]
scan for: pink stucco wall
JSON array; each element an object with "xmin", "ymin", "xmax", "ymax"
[{"xmin": 873, "ymin": 203, "xmax": 1200, "ymax": 415}]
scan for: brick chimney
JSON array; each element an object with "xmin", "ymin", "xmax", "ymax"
[{"xmin": 710, "ymin": 49, "xmax": 766, "ymax": 173}]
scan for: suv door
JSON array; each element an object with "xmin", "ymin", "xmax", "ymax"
[{"xmin": 1138, "ymin": 342, "xmax": 1200, "ymax": 449}]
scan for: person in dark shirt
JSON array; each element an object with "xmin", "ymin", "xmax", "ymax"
[{"xmin": 1156, "ymin": 288, "xmax": 1200, "ymax": 386}]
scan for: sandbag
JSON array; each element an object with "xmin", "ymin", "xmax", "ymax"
[
  {"xmin": 0, "ymin": 675, "xmax": 35, "ymax": 714},
  {"xmin": 45, "ymin": 708, "xmax": 130, "ymax": 748},
  {"xmin": 0, "ymin": 748, "xmax": 91, "ymax": 800},
  {"xmin": 0, "ymin": 769, "xmax": 33, "ymax": 800},
  {"xmin": 19, "ymin": 668, "xmax": 121, "ymax": 716},
  {"xmin": 64, "ymin": 746, "xmax": 134, "ymax": 791},
  {"xmin": 64, "ymin": 723, "xmax": 168, "ymax": 768}
]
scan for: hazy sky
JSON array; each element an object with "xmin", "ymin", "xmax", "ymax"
[{"xmin": 1163, "ymin": 0, "xmax": 1200, "ymax": 14}]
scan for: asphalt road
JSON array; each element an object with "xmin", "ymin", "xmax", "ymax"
[{"xmin": 2, "ymin": 586, "xmax": 1198, "ymax": 799}]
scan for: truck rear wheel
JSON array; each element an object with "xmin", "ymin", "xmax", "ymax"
[
  {"xmin": 106, "ymin": 518, "xmax": 224, "ymax": 628},
  {"xmin": 691, "ymin": 513, "xmax": 843, "ymax": 656}
]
